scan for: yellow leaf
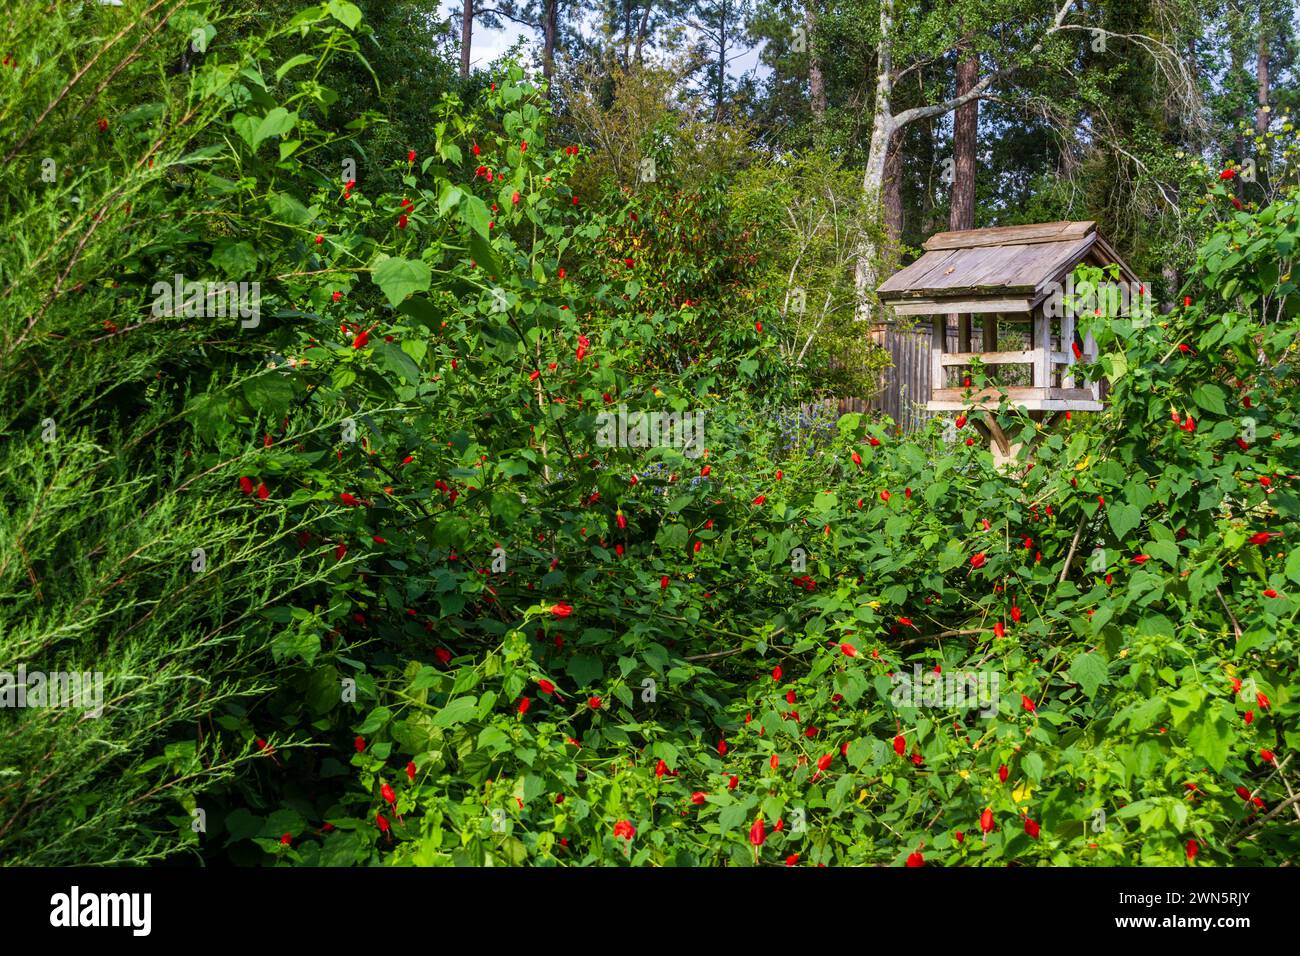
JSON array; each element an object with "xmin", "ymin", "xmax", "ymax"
[{"xmin": 1011, "ymin": 782, "xmax": 1034, "ymax": 805}]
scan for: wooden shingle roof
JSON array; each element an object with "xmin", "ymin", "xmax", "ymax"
[{"xmin": 877, "ymin": 221, "xmax": 1138, "ymax": 315}]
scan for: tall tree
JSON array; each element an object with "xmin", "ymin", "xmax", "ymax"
[
  {"xmin": 687, "ymin": 0, "xmax": 755, "ymax": 120},
  {"xmin": 949, "ymin": 52, "xmax": 979, "ymax": 232}
]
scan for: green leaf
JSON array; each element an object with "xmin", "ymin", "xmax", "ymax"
[
  {"xmin": 432, "ymin": 697, "xmax": 478, "ymax": 728},
  {"xmin": 372, "ymin": 256, "xmax": 432, "ymax": 307},
  {"xmin": 1068, "ymin": 652, "xmax": 1107, "ymax": 699},
  {"xmin": 251, "ymin": 107, "xmax": 296, "ymax": 150},
  {"xmin": 461, "ymin": 194, "xmax": 492, "ymax": 240},
  {"xmin": 1107, "ymin": 503, "xmax": 1141, "ymax": 542},
  {"xmin": 1191, "ymin": 383, "xmax": 1228, "ymax": 416},
  {"xmin": 1188, "ymin": 707, "xmax": 1233, "ymax": 772},
  {"xmin": 274, "ymin": 53, "xmax": 315, "ymax": 82},
  {"xmin": 326, "ymin": 0, "xmax": 363, "ymax": 29}
]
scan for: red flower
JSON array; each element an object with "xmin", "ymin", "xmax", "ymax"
[
  {"xmin": 755, "ymin": 321, "xmax": 763, "ymax": 333},
  {"xmin": 1257, "ymin": 690, "xmax": 1271, "ymax": 710},
  {"xmin": 1071, "ymin": 341, "xmax": 1083, "ymax": 360},
  {"xmin": 1021, "ymin": 694, "xmax": 1037, "ymax": 713},
  {"xmin": 728, "ymin": 775, "xmax": 739, "ymax": 790},
  {"xmin": 998, "ymin": 764, "xmax": 1008, "ymax": 783},
  {"xmin": 905, "ymin": 851, "xmax": 924, "ymax": 867},
  {"xmin": 1132, "ymin": 554, "xmax": 1151, "ymax": 564},
  {"xmin": 717, "ymin": 738, "xmax": 727, "ymax": 755},
  {"xmin": 893, "ymin": 734, "xmax": 906, "ymax": 756},
  {"xmin": 1263, "ymin": 589, "xmax": 1279, "ymax": 598},
  {"xmin": 785, "ymin": 854, "xmax": 800, "ymax": 866},
  {"xmin": 1260, "ymin": 748, "xmax": 1276, "ymax": 763},
  {"xmin": 655, "ymin": 759, "xmax": 667, "ymax": 778},
  {"xmin": 1236, "ymin": 785, "xmax": 1252, "ymax": 802},
  {"xmin": 434, "ymin": 647, "xmax": 452, "ymax": 665},
  {"xmin": 616, "ymin": 511, "xmax": 627, "ymax": 529},
  {"xmin": 993, "ymin": 621, "xmax": 1005, "ymax": 639},
  {"xmin": 354, "ymin": 735, "xmax": 365, "ymax": 752},
  {"xmin": 660, "ymin": 575, "xmax": 669, "ymax": 589},
  {"xmin": 340, "ymin": 492, "xmax": 360, "ymax": 506},
  {"xmin": 1220, "ymin": 168, "xmax": 1236, "ymax": 180},
  {"xmin": 785, "ymin": 689, "xmax": 796, "ymax": 705},
  {"xmin": 538, "ymin": 678, "xmax": 556, "ymax": 695},
  {"xmin": 691, "ymin": 792, "xmax": 707, "ymax": 805},
  {"xmin": 772, "ymin": 666, "xmax": 782, "ymax": 682},
  {"xmin": 970, "ymin": 552, "xmax": 987, "ymax": 570},
  {"xmin": 880, "ymin": 489, "xmax": 891, "ymax": 502},
  {"xmin": 749, "ymin": 817, "xmax": 766, "ymax": 847},
  {"xmin": 1245, "ymin": 709, "xmax": 1255, "ymax": 725},
  {"xmin": 381, "ymin": 782, "xmax": 396, "ymax": 806},
  {"xmin": 980, "ymin": 808, "xmax": 995, "ymax": 834},
  {"xmin": 868, "ymin": 437, "xmax": 880, "ymax": 447},
  {"xmin": 817, "ymin": 753, "xmax": 833, "ymax": 771},
  {"xmin": 239, "ymin": 476, "xmax": 254, "ymax": 495},
  {"xmin": 841, "ymin": 643, "xmax": 857, "ymax": 657},
  {"xmin": 352, "ymin": 330, "xmax": 369, "ymax": 349},
  {"xmin": 335, "ymin": 542, "xmax": 347, "ymax": 561},
  {"xmin": 588, "ymin": 696, "xmax": 601, "ymax": 709},
  {"xmin": 954, "ymin": 830, "xmax": 965, "ymax": 844},
  {"xmin": 752, "ymin": 495, "xmax": 766, "ymax": 505},
  {"xmin": 371, "ymin": 535, "xmax": 386, "ymax": 545},
  {"xmin": 1186, "ymin": 839, "xmax": 1199, "ymax": 861},
  {"xmin": 407, "ymin": 761, "xmax": 416, "ymax": 782},
  {"xmin": 280, "ymin": 833, "xmax": 292, "ymax": 845},
  {"xmin": 550, "ymin": 602, "xmax": 573, "ymax": 618},
  {"xmin": 613, "ymin": 819, "xmax": 635, "ymax": 840},
  {"xmin": 256, "ymin": 482, "xmax": 268, "ymax": 500},
  {"xmin": 512, "ymin": 191, "xmax": 520, "ymax": 205},
  {"xmin": 1248, "ymin": 531, "xmax": 1277, "ymax": 546},
  {"xmin": 518, "ymin": 697, "xmax": 531, "ymax": 714},
  {"xmin": 1024, "ymin": 817, "xmax": 1040, "ymax": 839},
  {"xmin": 1011, "ymin": 606, "xmax": 1022, "ymax": 623}
]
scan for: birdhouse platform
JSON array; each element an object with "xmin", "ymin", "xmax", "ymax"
[{"xmin": 876, "ymin": 221, "xmax": 1140, "ymax": 416}]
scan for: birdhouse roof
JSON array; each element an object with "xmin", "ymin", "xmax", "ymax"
[{"xmin": 876, "ymin": 221, "xmax": 1139, "ymax": 315}]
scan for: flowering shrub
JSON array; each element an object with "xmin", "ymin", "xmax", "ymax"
[{"xmin": 2, "ymin": 0, "xmax": 1296, "ymax": 869}]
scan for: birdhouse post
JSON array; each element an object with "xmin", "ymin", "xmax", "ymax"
[{"xmin": 876, "ymin": 221, "xmax": 1141, "ymax": 466}]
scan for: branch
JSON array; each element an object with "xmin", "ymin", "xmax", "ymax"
[{"xmin": 893, "ymin": 0, "xmax": 1077, "ymax": 130}]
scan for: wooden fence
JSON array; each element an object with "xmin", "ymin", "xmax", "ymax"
[{"xmin": 839, "ymin": 320, "xmax": 974, "ymax": 433}]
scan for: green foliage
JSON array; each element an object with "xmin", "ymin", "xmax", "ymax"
[{"xmin": 3, "ymin": 0, "xmax": 1298, "ymax": 871}]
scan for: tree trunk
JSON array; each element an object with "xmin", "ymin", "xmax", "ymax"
[
  {"xmin": 950, "ymin": 54, "xmax": 978, "ymax": 232},
  {"xmin": 543, "ymin": 0, "xmax": 558, "ymax": 86},
  {"xmin": 715, "ymin": 5, "xmax": 728, "ymax": 121},
  {"xmin": 807, "ymin": 1, "xmax": 826, "ymax": 117},
  {"xmin": 1255, "ymin": 22, "xmax": 1270, "ymax": 137},
  {"xmin": 460, "ymin": 0, "xmax": 473, "ymax": 78},
  {"xmin": 853, "ymin": 0, "xmax": 895, "ymax": 323},
  {"xmin": 883, "ymin": 128, "xmax": 903, "ymax": 243},
  {"xmin": 634, "ymin": 1, "xmax": 651, "ymax": 64}
]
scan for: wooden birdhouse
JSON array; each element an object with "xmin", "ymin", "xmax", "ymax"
[{"xmin": 876, "ymin": 221, "xmax": 1141, "ymax": 431}]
